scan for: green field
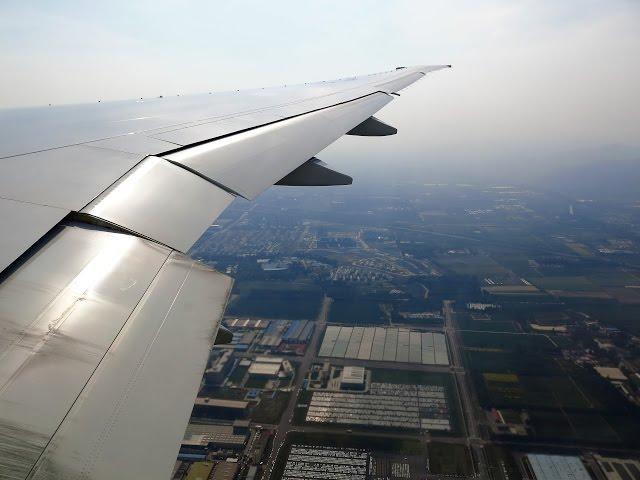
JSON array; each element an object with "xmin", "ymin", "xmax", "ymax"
[
  {"xmin": 461, "ymin": 331, "xmax": 558, "ymax": 353},
  {"xmin": 475, "ymin": 372, "xmax": 593, "ymax": 410},
  {"xmin": 427, "ymin": 443, "xmax": 474, "ymax": 476},
  {"xmin": 528, "ymin": 410, "xmax": 575, "ymax": 439},
  {"xmin": 567, "ymin": 412, "xmax": 620, "ymax": 442},
  {"xmin": 328, "ymin": 297, "xmax": 388, "ymax": 325},
  {"xmin": 580, "ymin": 304, "xmax": 640, "ymax": 336},
  {"xmin": 244, "ymin": 376, "xmax": 269, "ymax": 389},
  {"xmin": 484, "ymin": 446, "xmax": 523, "ymax": 480},
  {"xmin": 456, "ymin": 312, "xmax": 520, "ymax": 333},
  {"xmin": 250, "ymin": 391, "xmax": 291, "ymax": 425},
  {"xmin": 227, "ymin": 282, "xmax": 322, "ymax": 319},
  {"xmin": 227, "ymin": 365, "xmax": 248, "ymax": 386},
  {"xmin": 589, "ymin": 271, "xmax": 640, "ymax": 287},
  {"xmin": 434, "ymin": 253, "xmax": 510, "ymax": 276},
  {"xmin": 465, "ymin": 349, "xmax": 556, "ymax": 376},
  {"xmin": 197, "ymin": 386, "xmax": 247, "ymax": 400},
  {"xmin": 531, "ymin": 276, "xmax": 599, "ymax": 292},
  {"xmin": 464, "ymin": 333, "xmax": 598, "ymax": 412},
  {"xmin": 462, "ymin": 330, "xmax": 639, "ymax": 445}
]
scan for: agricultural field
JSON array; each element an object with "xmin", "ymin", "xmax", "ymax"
[
  {"xmin": 226, "ymin": 282, "xmax": 322, "ymax": 319},
  {"xmin": 456, "ymin": 311, "xmax": 520, "ymax": 333},
  {"xmin": 588, "ymin": 271, "xmax": 640, "ymax": 288},
  {"xmin": 227, "ymin": 365, "xmax": 248, "ymax": 386},
  {"xmin": 244, "ymin": 376, "xmax": 270, "ymax": 389},
  {"xmin": 531, "ymin": 276, "xmax": 600, "ymax": 292},
  {"xmin": 427, "ymin": 443, "xmax": 474, "ymax": 476},
  {"xmin": 484, "ymin": 446, "xmax": 523, "ymax": 480},
  {"xmin": 580, "ymin": 303, "xmax": 640, "ymax": 336},
  {"xmin": 328, "ymin": 297, "xmax": 388, "ymax": 325},
  {"xmin": 461, "ymin": 331, "xmax": 559, "ymax": 354},
  {"xmin": 434, "ymin": 253, "xmax": 511, "ymax": 277},
  {"xmin": 461, "ymin": 330, "xmax": 640, "ymax": 445},
  {"xmin": 250, "ymin": 391, "xmax": 291, "ymax": 425}
]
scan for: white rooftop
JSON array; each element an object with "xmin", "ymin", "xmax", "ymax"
[
  {"xmin": 254, "ymin": 356, "xmax": 283, "ymax": 364},
  {"xmin": 594, "ymin": 366, "xmax": 628, "ymax": 381},
  {"xmin": 527, "ymin": 454, "xmax": 591, "ymax": 480},
  {"xmin": 341, "ymin": 366, "xmax": 365, "ymax": 385},
  {"xmin": 248, "ymin": 362, "xmax": 280, "ymax": 376}
]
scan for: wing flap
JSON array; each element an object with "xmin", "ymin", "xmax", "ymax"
[
  {"xmin": 0, "ymin": 224, "xmax": 171, "ymax": 479},
  {"xmin": 29, "ymin": 252, "xmax": 231, "ymax": 480},
  {"xmin": 0, "ymin": 223, "xmax": 231, "ymax": 480},
  {"xmin": 80, "ymin": 156, "xmax": 234, "ymax": 252}
]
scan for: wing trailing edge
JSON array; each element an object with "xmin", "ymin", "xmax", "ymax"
[{"xmin": 0, "ymin": 223, "xmax": 232, "ymax": 480}]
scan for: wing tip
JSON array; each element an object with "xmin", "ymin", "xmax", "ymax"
[{"xmin": 406, "ymin": 64, "xmax": 452, "ymax": 75}]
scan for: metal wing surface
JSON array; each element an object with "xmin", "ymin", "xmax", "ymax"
[{"xmin": 0, "ymin": 65, "xmax": 449, "ymax": 479}]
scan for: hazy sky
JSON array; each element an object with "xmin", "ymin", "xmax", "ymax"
[{"xmin": 1, "ymin": 1, "xmax": 639, "ymax": 181}]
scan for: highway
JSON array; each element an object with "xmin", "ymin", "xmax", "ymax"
[
  {"xmin": 262, "ymin": 296, "xmax": 331, "ymax": 479},
  {"xmin": 444, "ymin": 300, "xmax": 490, "ymax": 479}
]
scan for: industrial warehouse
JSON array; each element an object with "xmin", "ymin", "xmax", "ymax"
[
  {"xmin": 221, "ymin": 318, "xmax": 314, "ymax": 355},
  {"xmin": 524, "ymin": 454, "xmax": 592, "ymax": 480},
  {"xmin": 318, "ymin": 326, "xmax": 449, "ymax": 365}
]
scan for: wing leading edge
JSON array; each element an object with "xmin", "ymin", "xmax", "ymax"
[{"xmin": 0, "ymin": 65, "xmax": 449, "ymax": 480}]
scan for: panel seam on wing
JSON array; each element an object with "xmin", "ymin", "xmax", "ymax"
[
  {"xmin": 0, "ymin": 67, "xmax": 432, "ymax": 160},
  {"xmin": 25, "ymin": 249, "xmax": 173, "ymax": 480},
  {"xmin": 157, "ymin": 90, "xmax": 393, "ymax": 156},
  {"xmin": 162, "ymin": 159, "xmax": 244, "ymax": 197},
  {"xmin": 77, "ymin": 257, "xmax": 194, "ymax": 479}
]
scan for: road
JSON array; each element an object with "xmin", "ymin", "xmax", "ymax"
[
  {"xmin": 444, "ymin": 300, "xmax": 490, "ymax": 479},
  {"xmin": 262, "ymin": 296, "xmax": 331, "ymax": 479},
  {"xmin": 444, "ymin": 301, "xmax": 477, "ymax": 437}
]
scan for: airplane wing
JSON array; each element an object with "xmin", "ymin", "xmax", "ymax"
[{"xmin": 0, "ymin": 65, "xmax": 449, "ymax": 480}]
